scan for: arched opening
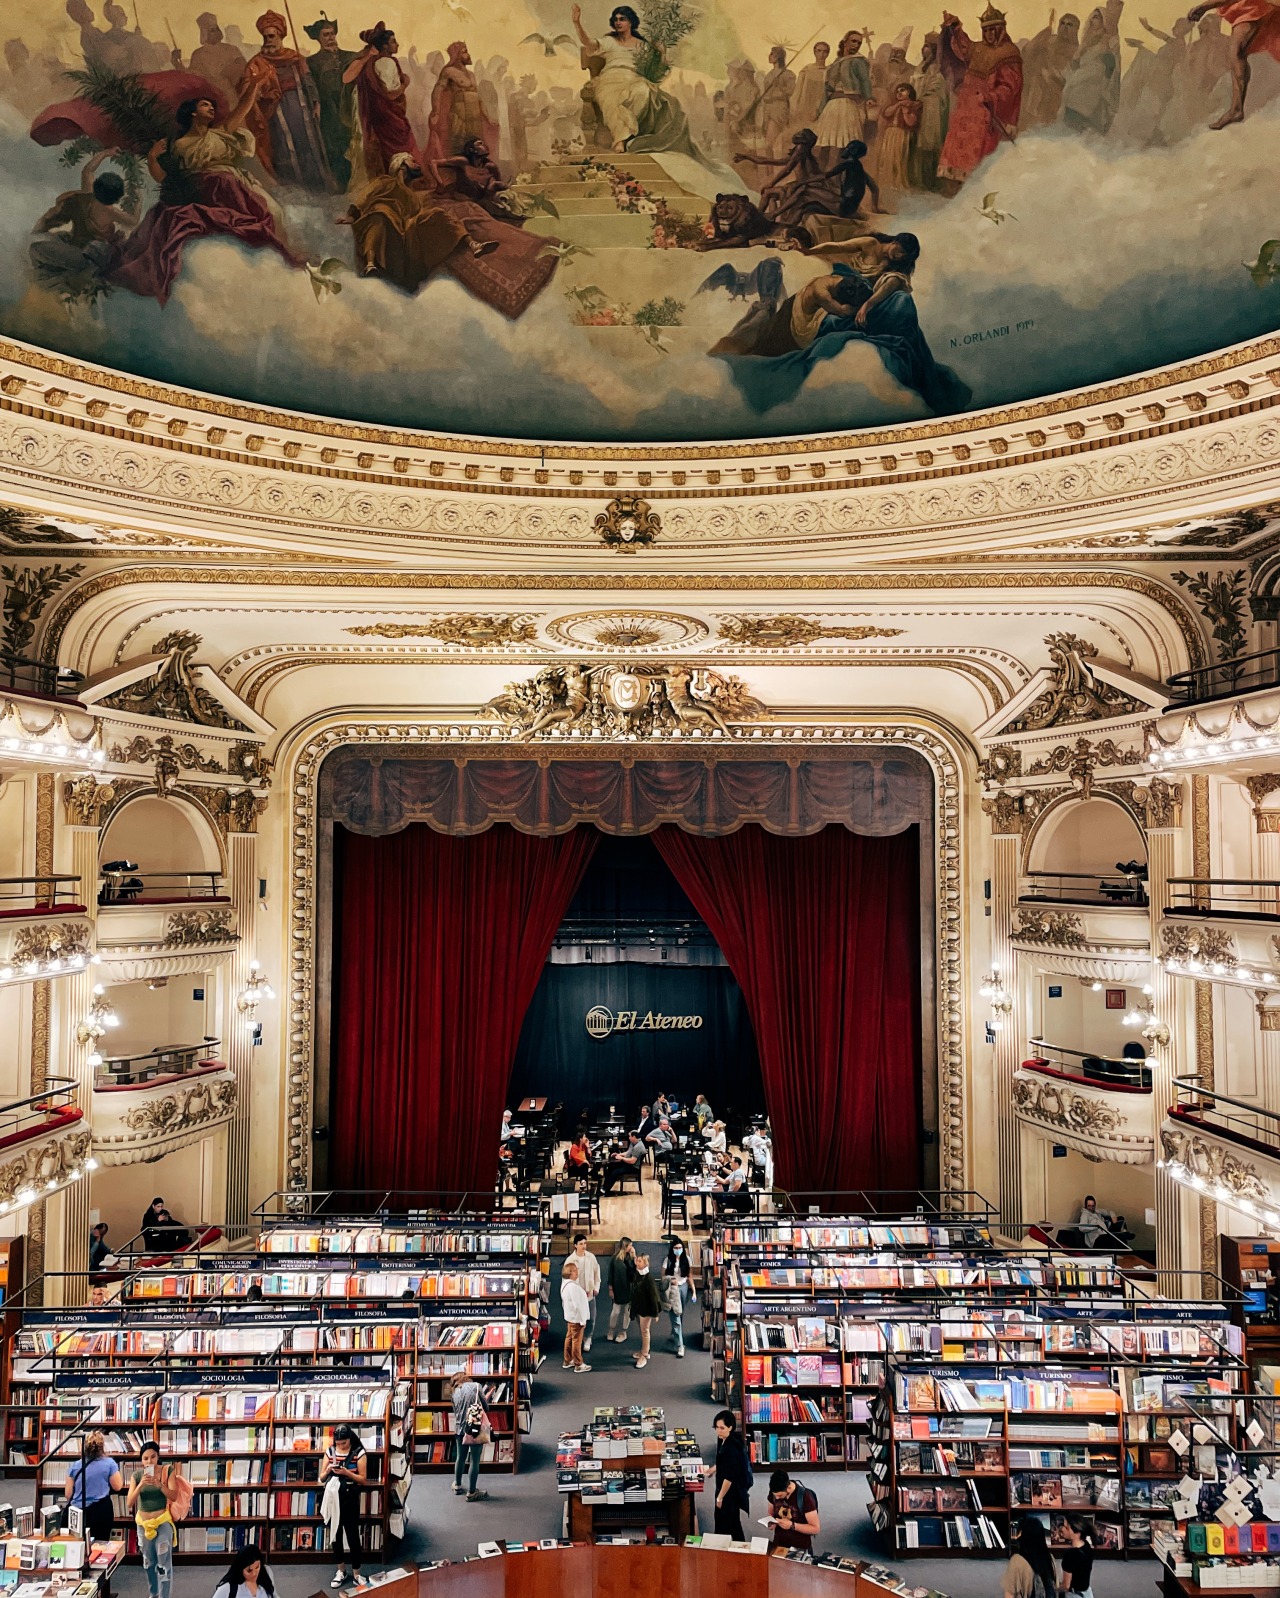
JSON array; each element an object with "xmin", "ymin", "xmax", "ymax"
[
  {"xmin": 1028, "ymin": 796, "xmax": 1147, "ymax": 878},
  {"xmin": 99, "ymin": 794, "xmax": 223, "ymax": 880}
]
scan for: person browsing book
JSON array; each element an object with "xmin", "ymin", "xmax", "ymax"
[
  {"xmin": 64, "ymin": 1430, "xmax": 122, "ymax": 1543},
  {"xmin": 212, "ymin": 1544, "xmax": 274, "ymax": 1598},
  {"xmin": 320, "ymin": 1423, "xmax": 369, "ymax": 1587},
  {"xmin": 703, "ymin": 1409, "xmax": 751, "ymax": 1540},
  {"xmin": 767, "ymin": 1471, "xmax": 820, "ymax": 1549},
  {"xmin": 1059, "ymin": 1515, "xmax": 1094, "ymax": 1598},
  {"xmin": 1005, "ymin": 1516, "xmax": 1060, "ymax": 1598}
]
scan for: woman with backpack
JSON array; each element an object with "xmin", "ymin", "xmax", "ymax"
[
  {"xmin": 1004, "ymin": 1516, "xmax": 1060, "ymax": 1598},
  {"xmin": 703, "ymin": 1409, "xmax": 752, "ymax": 1539},
  {"xmin": 449, "ymin": 1375, "xmax": 490, "ymax": 1503}
]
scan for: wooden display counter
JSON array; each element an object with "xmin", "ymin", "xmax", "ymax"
[
  {"xmin": 567, "ymin": 1493, "xmax": 695, "ymax": 1544},
  {"xmin": 373, "ymin": 1547, "xmax": 930, "ymax": 1598}
]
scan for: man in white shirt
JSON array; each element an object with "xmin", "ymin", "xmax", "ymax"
[
  {"xmin": 560, "ymin": 1261, "xmax": 592, "ymax": 1373},
  {"xmin": 1076, "ymin": 1194, "xmax": 1125, "ymax": 1248},
  {"xmin": 743, "ymin": 1127, "xmax": 772, "ymax": 1183},
  {"xmin": 569, "ymin": 1232, "xmax": 600, "ymax": 1352}
]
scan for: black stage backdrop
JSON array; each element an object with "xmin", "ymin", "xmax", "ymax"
[{"xmin": 508, "ymin": 962, "xmax": 765, "ymax": 1124}]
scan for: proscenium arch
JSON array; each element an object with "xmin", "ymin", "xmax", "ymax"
[{"xmin": 281, "ymin": 717, "xmax": 969, "ymax": 1201}]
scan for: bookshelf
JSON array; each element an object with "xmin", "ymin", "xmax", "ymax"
[
  {"xmin": 866, "ymin": 1305, "xmax": 1244, "ymax": 1558},
  {"xmin": 29, "ymin": 1364, "xmax": 413, "ymax": 1561}
]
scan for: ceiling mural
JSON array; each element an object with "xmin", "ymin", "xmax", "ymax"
[{"xmin": 0, "ymin": 0, "xmax": 1276, "ymax": 444}]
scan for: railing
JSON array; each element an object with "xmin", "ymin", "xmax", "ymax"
[
  {"xmin": 0, "ymin": 652, "xmax": 85, "ymax": 701},
  {"xmin": 768, "ymin": 1188, "xmax": 999, "ymax": 1220},
  {"xmin": 1166, "ymin": 647, "xmax": 1280, "ymax": 708},
  {"xmin": 1019, "ymin": 868, "xmax": 1148, "ymax": 907},
  {"xmin": 93, "ymin": 1039, "xmax": 222, "ymax": 1090},
  {"xmin": 0, "ymin": 875, "xmax": 83, "ymax": 913},
  {"xmin": 1170, "ymin": 1074, "xmax": 1280, "ymax": 1162},
  {"xmin": 0, "ymin": 1077, "xmax": 80, "ymax": 1144},
  {"xmin": 97, "ymin": 868, "xmax": 225, "ymax": 905},
  {"xmin": 1024, "ymin": 1039, "xmax": 1151, "ymax": 1090},
  {"xmin": 552, "ymin": 914, "xmax": 718, "ymax": 951},
  {"xmin": 1167, "ymin": 876, "xmax": 1280, "ymax": 919},
  {"xmin": 254, "ymin": 1188, "xmax": 541, "ymax": 1224}
]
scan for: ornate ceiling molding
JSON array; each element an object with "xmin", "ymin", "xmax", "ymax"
[
  {"xmin": 37, "ymin": 568, "xmax": 1210, "ymax": 672},
  {"xmin": 1, "ymin": 359, "xmax": 1279, "ymax": 564}
]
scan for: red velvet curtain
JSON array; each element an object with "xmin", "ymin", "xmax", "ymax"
[
  {"xmin": 330, "ymin": 824, "xmax": 598, "ymax": 1196},
  {"xmin": 651, "ymin": 825, "xmax": 921, "ymax": 1197}
]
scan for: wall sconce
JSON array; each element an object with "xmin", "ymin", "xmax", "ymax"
[
  {"xmin": 979, "ymin": 968, "xmax": 1014, "ymax": 1032},
  {"xmin": 76, "ymin": 985, "xmax": 119, "ymax": 1068},
  {"xmin": 237, "ymin": 960, "xmax": 274, "ymax": 1030},
  {"xmin": 1123, "ymin": 985, "xmax": 1170, "ymax": 1049}
]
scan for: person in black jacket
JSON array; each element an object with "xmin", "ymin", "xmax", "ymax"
[
  {"xmin": 606, "ymin": 1238, "xmax": 636, "ymax": 1342},
  {"xmin": 628, "ymin": 1252, "xmax": 662, "ymax": 1369},
  {"xmin": 703, "ymin": 1409, "xmax": 751, "ymax": 1539}
]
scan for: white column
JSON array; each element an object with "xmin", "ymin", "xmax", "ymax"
[
  {"xmin": 223, "ymin": 827, "xmax": 258, "ymax": 1240},
  {"xmin": 1147, "ymin": 824, "xmax": 1196, "ymax": 1285}
]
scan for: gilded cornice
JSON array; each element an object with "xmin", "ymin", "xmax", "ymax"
[
  {"xmin": 1, "ymin": 344, "xmax": 1280, "ymax": 569},
  {"xmin": 38, "ymin": 567, "xmax": 1209, "ymax": 668},
  {"xmin": 1, "ymin": 332, "xmax": 1277, "ymax": 464}
]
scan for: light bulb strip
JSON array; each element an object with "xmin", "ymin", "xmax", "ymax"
[
  {"xmin": 0, "ymin": 1157, "xmax": 96, "ymax": 1221},
  {"xmin": 0, "ymin": 735, "xmax": 105, "ymax": 767},
  {"xmin": 1157, "ymin": 1156, "xmax": 1280, "ymax": 1232}
]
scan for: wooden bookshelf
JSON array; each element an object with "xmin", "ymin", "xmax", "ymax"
[{"xmin": 28, "ymin": 1364, "xmax": 413, "ymax": 1561}]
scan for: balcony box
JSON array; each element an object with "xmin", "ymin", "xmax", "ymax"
[
  {"xmin": 1013, "ymin": 1062, "xmax": 1155, "ymax": 1164},
  {"xmin": 1159, "ymin": 1105, "xmax": 1280, "ymax": 1218},
  {"xmin": 95, "ymin": 904, "xmax": 238, "ymax": 982},
  {"xmin": 1158, "ymin": 879, "xmax": 1280, "ymax": 995},
  {"xmin": 92, "ymin": 1058, "xmax": 236, "ymax": 1166},
  {"xmin": 1011, "ymin": 904, "xmax": 1150, "ymax": 984},
  {"xmin": 0, "ymin": 1096, "xmax": 90, "ymax": 1207},
  {"xmin": 0, "ymin": 879, "xmax": 92, "ymax": 985}
]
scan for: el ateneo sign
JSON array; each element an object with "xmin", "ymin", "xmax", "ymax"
[{"xmin": 586, "ymin": 1005, "xmax": 703, "ymax": 1040}]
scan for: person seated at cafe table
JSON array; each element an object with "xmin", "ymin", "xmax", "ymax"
[
  {"xmin": 654, "ymin": 1091, "xmax": 672, "ymax": 1120},
  {"xmin": 603, "ymin": 1131, "xmax": 645, "ymax": 1192},
  {"xmin": 705, "ymin": 1119, "xmax": 728, "ymax": 1156},
  {"xmin": 565, "ymin": 1130, "xmax": 593, "ymax": 1174},
  {"xmin": 646, "ymin": 1117, "xmax": 676, "ymax": 1155},
  {"xmin": 712, "ymin": 1156, "xmax": 749, "ymax": 1195},
  {"xmin": 635, "ymin": 1104, "xmax": 659, "ymax": 1142}
]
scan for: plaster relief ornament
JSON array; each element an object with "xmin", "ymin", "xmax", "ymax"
[
  {"xmin": 716, "ymin": 615, "xmax": 907, "ymax": 648},
  {"xmin": 595, "ymin": 495, "xmax": 660, "ymax": 552},
  {"xmin": 481, "ymin": 661, "xmax": 763, "ymax": 739},
  {"xmin": 344, "ymin": 615, "xmax": 539, "ymax": 647},
  {"xmin": 1009, "ymin": 632, "xmax": 1146, "ymax": 731},
  {"xmin": 100, "ymin": 631, "xmax": 248, "ymax": 730}
]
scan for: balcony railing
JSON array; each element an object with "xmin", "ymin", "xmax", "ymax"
[
  {"xmin": 1025, "ymin": 1039, "xmax": 1152, "ymax": 1091},
  {"xmin": 1166, "ymin": 877, "xmax": 1280, "ymax": 920},
  {"xmin": 0, "ymin": 653, "xmax": 85, "ymax": 702},
  {"xmin": 93, "ymin": 1039, "xmax": 222, "ymax": 1091},
  {"xmin": 98, "ymin": 869, "xmax": 225, "ymax": 907},
  {"xmin": 0, "ymin": 1078, "xmax": 79, "ymax": 1142},
  {"xmin": 1019, "ymin": 869, "xmax": 1148, "ymax": 907},
  {"xmin": 0, "ymin": 876, "xmax": 84, "ymax": 916},
  {"xmin": 1166, "ymin": 648, "xmax": 1280, "ymax": 708},
  {"xmin": 1168, "ymin": 1077, "xmax": 1280, "ymax": 1163}
]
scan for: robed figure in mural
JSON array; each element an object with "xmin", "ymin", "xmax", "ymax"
[
  {"xmin": 569, "ymin": 3, "xmax": 745, "ymax": 197},
  {"xmin": 937, "ymin": 2, "xmax": 1022, "ymax": 183},
  {"xmin": 344, "ymin": 22, "xmax": 417, "ymax": 174},
  {"xmin": 305, "ymin": 14, "xmax": 358, "ymax": 188},
  {"xmin": 239, "ymin": 9, "xmax": 332, "ymax": 187},
  {"xmin": 111, "ymin": 88, "xmax": 302, "ymax": 302}
]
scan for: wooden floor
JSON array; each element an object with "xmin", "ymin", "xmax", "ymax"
[{"xmin": 541, "ymin": 1140, "xmax": 759, "ymax": 1250}]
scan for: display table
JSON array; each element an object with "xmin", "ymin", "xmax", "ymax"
[
  {"xmin": 1161, "ymin": 1568, "xmax": 1279, "ymax": 1598},
  {"xmin": 566, "ymin": 1491, "xmax": 695, "ymax": 1544},
  {"xmin": 408, "ymin": 1547, "xmax": 930, "ymax": 1598}
]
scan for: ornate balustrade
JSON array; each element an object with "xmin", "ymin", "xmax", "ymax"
[
  {"xmin": 1157, "ymin": 878, "xmax": 1280, "ymax": 996},
  {"xmin": 0, "ymin": 877, "xmax": 93, "ymax": 985},
  {"xmin": 95, "ymin": 871, "xmax": 236, "ymax": 980},
  {"xmin": 1010, "ymin": 898, "xmax": 1150, "ymax": 983},
  {"xmin": 91, "ymin": 1044, "xmax": 235, "ymax": 1166},
  {"xmin": 1160, "ymin": 1079, "xmax": 1280, "ymax": 1228},
  {"xmin": 1013, "ymin": 1057, "xmax": 1155, "ymax": 1165}
]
